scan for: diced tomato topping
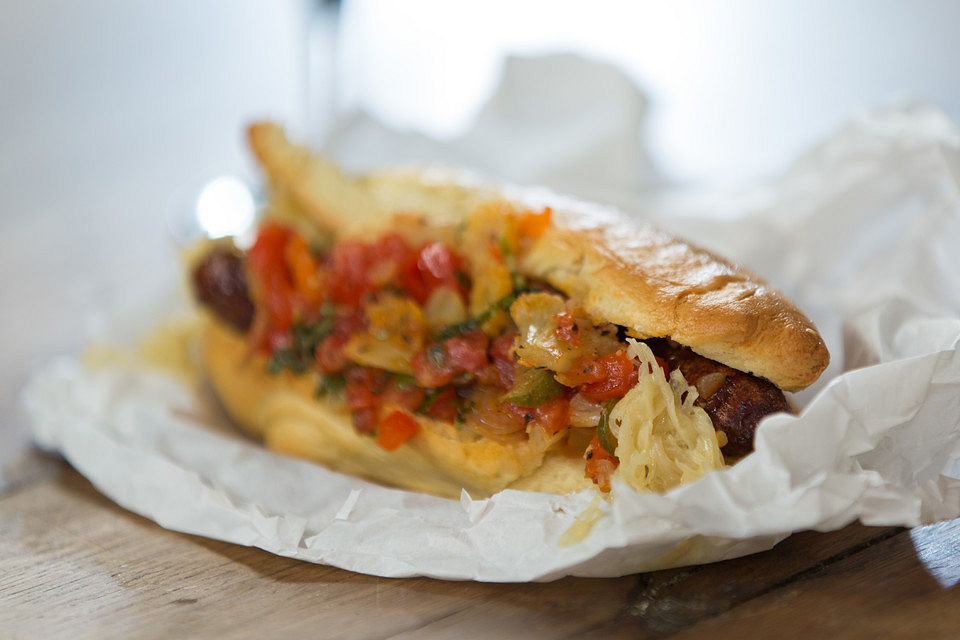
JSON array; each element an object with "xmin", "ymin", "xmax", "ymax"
[
  {"xmin": 490, "ymin": 334, "xmax": 517, "ymax": 387},
  {"xmin": 371, "ymin": 232, "xmax": 413, "ymax": 269},
  {"xmin": 518, "ymin": 207, "xmax": 552, "ymax": 239},
  {"xmin": 313, "ymin": 307, "xmax": 366, "ymax": 374},
  {"xmin": 316, "ymin": 232, "xmax": 470, "ymax": 308},
  {"xmin": 531, "ymin": 397, "xmax": 571, "ymax": 435},
  {"xmin": 584, "ymin": 436, "xmax": 619, "ymax": 492},
  {"xmin": 476, "ymin": 334, "xmax": 517, "ymax": 388},
  {"xmin": 377, "ymin": 411, "xmax": 420, "ymax": 451},
  {"xmin": 501, "ymin": 401, "xmax": 535, "ymax": 426},
  {"xmin": 382, "ymin": 380, "xmax": 427, "ymax": 414},
  {"xmin": 474, "ymin": 365, "xmax": 500, "ymax": 387},
  {"xmin": 555, "ymin": 311, "xmax": 580, "ymax": 347},
  {"xmin": 375, "ymin": 233, "xmax": 429, "ymax": 303},
  {"xmin": 417, "ymin": 242, "xmax": 462, "ymax": 295},
  {"xmin": 398, "ymin": 262, "xmax": 430, "ymax": 304},
  {"xmin": 445, "ymin": 330, "xmax": 489, "ymax": 371},
  {"xmin": 263, "ymin": 326, "xmax": 292, "ymax": 353},
  {"xmin": 352, "ymin": 408, "xmax": 378, "ymax": 434},
  {"xmin": 411, "ymin": 330, "xmax": 490, "ymax": 388},
  {"xmin": 343, "ymin": 368, "xmax": 389, "ymax": 434},
  {"xmin": 315, "ymin": 333, "xmax": 350, "ymax": 373},
  {"xmin": 248, "ymin": 222, "xmax": 297, "ymax": 331},
  {"xmin": 411, "ymin": 348, "xmax": 452, "ymax": 388},
  {"xmin": 328, "ymin": 240, "xmax": 371, "ymax": 306},
  {"xmin": 574, "ymin": 351, "xmax": 639, "ymax": 402},
  {"xmin": 424, "ymin": 387, "xmax": 458, "ymax": 422},
  {"xmin": 344, "ymin": 368, "xmax": 387, "ymax": 411}
]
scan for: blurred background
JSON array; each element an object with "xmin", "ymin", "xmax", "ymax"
[{"xmin": 3, "ymin": 0, "xmax": 960, "ymax": 477}]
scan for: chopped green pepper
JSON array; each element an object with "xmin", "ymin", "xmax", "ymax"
[
  {"xmin": 267, "ymin": 349, "xmax": 307, "ymax": 375},
  {"xmin": 597, "ymin": 400, "xmax": 619, "ymax": 455},
  {"xmin": 393, "ymin": 373, "xmax": 418, "ymax": 390},
  {"xmin": 501, "ymin": 367, "xmax": 565, "ymax": 407},
  {"xmin": 267, "ymin": 305, "xmax": 337, "ymax": 376},
  {"xmin": 417, "ymin": 387, "xmax": 443, "ymax": 413},
  {"xmin": 315, "ymin": 374, "xmax": 346, "ymax": 398}
]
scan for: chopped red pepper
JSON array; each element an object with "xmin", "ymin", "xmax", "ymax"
[
  {"xmin": 375, "ymin": 233, "xmax": 429, "ymax": 303},
  {"xmin": 424, "ymin": 387, "xmax": 458, "ymax": 422},
  {"xmin": 417, "ymin": 242, "xmax": 461, "ymax": 295},
  {"xmin": 377, "ymin": 411, "xmax": 420, "ymax": 451},
  {"xmin": 445, "ymin": 331, "xmax": 490, "ymax": 372},
  {"xmin": 411, "ymin": 330, "xmax": 489, "ymax": 388},
  {"xmin": 313, "ymin": 307, "xmax": 366, "ymax": 374},
  {"xmin": 328, "ymin": 240, "xmax": 371, "ymax": 307},
  {"xmin": 482, "ymin": 334, "xmax": 517, "ymax": 389},
  {"xmin": 352, "ymin": 408, "xmax": 378, "ymax": 434},
  {"xmin": 344, "ymin": 368, "xmax": 387, "ymax": 410},
  {"xmin": 262, "ymin": 326, "xmax": 292, "ymax": 353},
  {"xmin": 531, "ymin": 397, "xmax": 571, "ymax": 435},
  {"xmin": 283, "ymin": 234, "xmax": 324, "ymax": 307},
  {"xmin": 315, "ymin": 333, "xmax": 350, "ymax": 374},
  {"xmin": 344, "ymin": 368, "xmax": 389, "ymax": 434},
  {"xmin": 381, "ymin": 379, "xmax": 427, "ymax": 414},
  {"xmin": 248, "ymin": 222, "xmax": 297, "ymax": 331},
  {"xmin": 584, "ymin": 435, "xmax": 619, "ymax": 492},
  {"xmin": 566, "ymin": 351, "xmax": 638, "ymax": 402},
  {"xmin": 518, "ymin": 207, "xmax": 552, "ymax": 239}
]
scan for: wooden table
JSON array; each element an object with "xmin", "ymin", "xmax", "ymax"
[
  {"xmin": 3, "ymin": 459, "xmax": 960, "ymax": 638},
  {"xmin": 3, "ymin": 2, "xmax": 959, "ymax": 638}
]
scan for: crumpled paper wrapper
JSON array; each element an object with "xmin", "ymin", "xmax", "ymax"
[{"xmin": 21, "ymin": 56, "xmax": 960, "ymax": 581}]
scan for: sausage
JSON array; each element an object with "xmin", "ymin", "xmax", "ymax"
[
  {"xmin": 647, "ymin": 339, "xmax": 791, "ymax": 455},
  {"xmin": 192, "ymin": 248, "xmax": 255, "ymax": 332}
]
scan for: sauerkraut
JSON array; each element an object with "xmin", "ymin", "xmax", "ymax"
[{"xmin": 610, "ymin": 340, "xmax": 725, "ymax": 493}]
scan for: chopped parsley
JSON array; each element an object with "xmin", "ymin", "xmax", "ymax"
[
  {"xmin": 267, "ymin": 349, "xmax": 308, "ymax": 375},
  {"xmin": 417, "ymin": 388, "xmax": 444, "ymax": 413},
  {"xmin": 315, "ymin": 374, "xmax": 346, "ymax": 398},
  {"xmin": 266, "ymin": 304, "xmax": 337, "ymax": 376},
  {"xmin": 431, "ymin": 291, "xmax": 524, "ymax": 341},
  {"xmin": 393, "ymin": 373, "xmax": 418, "ymax": 390}
]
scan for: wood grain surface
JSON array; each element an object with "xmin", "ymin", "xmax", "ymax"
[
  {"xmin": 2, "ymin": 3, "xmax": 959, "ymax": 638},
  {"xmin": 2, "ymin": 462, "xmax": 958, "ymax": 639}
]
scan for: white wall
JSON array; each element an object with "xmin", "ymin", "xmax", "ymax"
[{"xmin": 336, "ymin": 0, "xmax": 960, "ymax": 185}]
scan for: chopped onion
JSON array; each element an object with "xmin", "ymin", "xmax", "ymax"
[
  {"xmin": 695, "ymin": 372, "xmax": 727, "ymax": 399},
  {"xmin": 509, "ymin": 292, "xmax": 579, "ymax": 371},
  {"xmin": 510, "ymin": 292, "xmax": 621, "ymax": 373},
  {"xmin": 464, "ymin": 388, "xmax": 527, "ymax": 441},
  {"xmin": 568, "ymin": 393, "xmax": 603, "ymax": 428},
  {"xmin": 423, "ymin": 286, "xmax": 467, "ymax": 330}
]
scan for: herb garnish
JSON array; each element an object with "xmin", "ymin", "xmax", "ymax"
[
  {"xmin": 315, "ymin": 374, "xmax": 346, "ymax": 398},
  {"xmin": 597, "ymin": 400, "xmax": 619, "ymax": 455},
  {"xmin": 431, "ymin": 291, "xmax": 524, "ymax": 341},
  {"xmin": 393, "ymin": 373, "xmax": 418, "ymax": 390},
  {"xmin": 267, "ymin": 304, "xmax": 337, "ymax": 375}
]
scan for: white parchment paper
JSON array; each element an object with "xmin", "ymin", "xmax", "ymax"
[{"xmin": 21, "ymin": 56, "xmax": 960, "ymax": 581}]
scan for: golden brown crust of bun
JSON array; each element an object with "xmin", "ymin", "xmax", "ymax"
[
  {"xmin": 518, "ymin": 209, "xmax": 828, "ymax": 391},
  {"xmin": 248, "ymin": 122, "xmax": 387, "ymax": 236},
  {"xmin": 201, "ymin": 316, "xmax": 591, "ymax": 498},
  {"xmin": 247, "ymin": 122, "xmax": 828, "ymax": 391}
]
